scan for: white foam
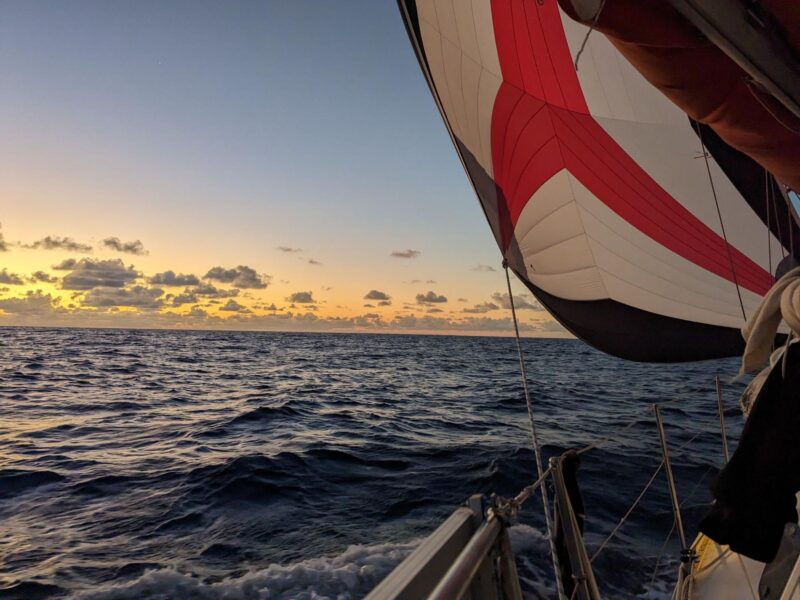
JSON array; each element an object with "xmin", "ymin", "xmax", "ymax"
[
  {"xmin": 508, "ymin": 523, "xmax": 547, "ymax": 552},
  {"xmin": 71, "ymin": 540, "xmax": 419, "ymax": 600},
  {"xmin": 70, "ymin": 524, "xmax": 571, "ymax": 600}
]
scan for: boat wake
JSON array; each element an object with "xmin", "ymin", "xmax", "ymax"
[
  {"xmin": 71, "ymin": 525, "xmax": 558, "ymax": 600},
  {"xmin": 72, "ymin": 539, "xmax": 419, "ymax": 600}
]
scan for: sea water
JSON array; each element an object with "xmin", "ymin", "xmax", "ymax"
[{"xmin": 0, "ymin": 327, "xmax": 745, "ymax": 599}]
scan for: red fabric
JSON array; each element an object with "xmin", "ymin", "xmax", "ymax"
[
  {"xmin": 557, "ymin": 0, "xmax": 800, "ymax": 192},
  {"xmin": 490, "ymin": 0, "xmax": 772, "ymax": 295}
]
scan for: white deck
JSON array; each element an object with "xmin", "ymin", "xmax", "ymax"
[{"xmin": 690, "ymin": 534, "xmax": 800, "ymax": 600}]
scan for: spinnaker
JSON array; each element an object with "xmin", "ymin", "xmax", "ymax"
[{"xmin": 399, "ymin": 0, "xmax": 798, "ymax": 361}]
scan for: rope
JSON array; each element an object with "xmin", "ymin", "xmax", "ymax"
[
  {"xmin": 513, "ymin": 465, "xmax": 552, "ymax": 507},
  {"xmin": 504, "ymin": 262, "xmax": 566, "ymax": 600},
  {"xmin": 740, "ymin": 265, "xmax": 800, "ymax": 374},
  {"xmin": 493, "ymin": 466, "xmax": 554, "ymax": 523},
  {"xmin": 697, "ymin": 128, "xmax": 747, "ymax": 321},
  {"xmin": 573, "ymin": 0, "xmax": 607, "ymax": 71}
]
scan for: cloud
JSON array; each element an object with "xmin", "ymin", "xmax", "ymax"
[
  {"xmin": 0, "ymin": 269, "xmax": 25, "ymax": 285},
  {"xmin": 24, "ymin": 236, "xmax": 93, "ymax": 252},
  {"xmin": 0, "ymin": 291, "xmax": 61, "ymax": 315},
  {"xmin": 363, "ymin": 303, "xmax": 374, "ymax": 308},
  {"xmin": 363, "ymin": 290, "xmax": 390, "ymax": 301},
  {"xmin": 170, "ymin": 283, "xmax": 239, "ymax": 306},
  {"xmin": 307, "ymin": 259, "xmax": 322, "ymax": 266},
  {"xmin": 463, "ymin": 301, "xmax": 499, "ymax": 314},
  {"xmin": 52, "ymin": 258, "xmax": 78, "ymax": 270},
  {"xmin": 60, "ymin": 258, "xmax": 138, "ymax": 290},
  {"xmin": 188, "ymin": 306, "xmax": 207, "ymax": 318},
  {"xmin": 102, "ymin": 237, "xmax": 148, "ymax": 255},
  {"xmin": 204, "ymin": 265, "xmax": 269, "ymax": 289},
  {"xmin": 473, "ymin": 264, "xmax": 497, "ymax": 272},
  {"xmin": 391, "ymin": 249, "xmax": 420, "ymax": 259},
  {"xmin": 416, "ymin": 290, "xmax": 447, "ymax": 304},
  {"xmin": 29, "ymin": 271, "xmax": 58, "ymax": 283},
  {"xmin": 277, "ymin": 246, "xmax": 302, "ymax": 253},
  {"xmin": 287, "ymin": 291, "xmax": 314, "ymax": 304},
  {"xmin": 0, "ymin": 224, "xmax": 7, "ymax": 252},
  {"xmin": 191, "ymin": 283, "xmax": 240, "ymax": 298},
  {"xmin": 219, "ymin": 299, "xmax": 250, "ymax": 313},
  {"xmin": 426, "ymin": 308, "xmax": 444, "ymax": 313},
  {"xmin": 82, "ymin": 285, "xmax": 164, "ymax": 309},
  {"xmin": 377, "ymin": 300, "xmax": 392, "ymax": 307},
  {"xmin": 170, "ymin": 292, "xmax": 197, "ymax": 306},
  {"xmin": 491, "ymin": 292, "xmax": 542, "ymax": 311},
  {"xmin": 387, "ymin": 314, "xmax": 531, "ymax": 332},
  {"xmin": 149, "ymin": 271, "xmax": 200, "ymax": 286},
  {"xmin": 253, "ymin": 303, "xmax": 280, "ymax": 311},
  {"xmin": 457, "ymin": 298, "xmax": 468, "ymax": 302}
]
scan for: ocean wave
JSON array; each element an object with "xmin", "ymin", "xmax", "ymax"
[
  {"xmin": 1, "ymin": 329, "xmax": 745, "ymax": 599},
  {"xmin": 0, "ymin": 468, "xmax": 65, "ymax": 499},
  {"xmin": 227, "ymin": 404, "xmax": 302, "ymax": 425},
  {"xmin": 71, "ymin": 539, "xmax": 419, "ymax": 600}
]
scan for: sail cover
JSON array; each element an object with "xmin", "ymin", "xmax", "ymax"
[{"xmin": 398, "ymin": 0, "xmax": 797, "ymax": 361}]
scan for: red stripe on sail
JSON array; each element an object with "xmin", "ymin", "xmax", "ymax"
[{"xmin": 489, "ymin": 0, "xmax": 772, "ymax": 296}]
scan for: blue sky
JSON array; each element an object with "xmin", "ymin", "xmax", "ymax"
[{"xmin": 0, "ymin": 1, "xmax": 563, "ymax": 335}]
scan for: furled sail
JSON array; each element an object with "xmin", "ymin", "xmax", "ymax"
[{"xmin": 398, "ymin": 0, "xmax": 798, "ymax": 361}]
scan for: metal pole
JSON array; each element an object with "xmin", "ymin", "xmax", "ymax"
[
  {"xmin": 715, "ymin": 376, "xmax": 730, "ymax": 462},
  {"xmin": 550, "ymin": 455, "xmax": 603, "ymax": 600},
  {"xmin": 504, "ymin": 264, "xmax": 566, "ymax": 600},
  {"xmin": 427, "ymin": 516, "xmax": 502, "ymax": 600},
  {"xmin": 653, "ymin": 404, "xmax": 687, "ymax": 550}
]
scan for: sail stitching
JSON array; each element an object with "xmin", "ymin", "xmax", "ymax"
[{"xmin": 575, "ymin": 192, "xmax": 757, "ymax": 299}]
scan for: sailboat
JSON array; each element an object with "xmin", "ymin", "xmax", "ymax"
[{"xmin": 365, "ymin": 1, "xmax": 800, "ymax": 598}]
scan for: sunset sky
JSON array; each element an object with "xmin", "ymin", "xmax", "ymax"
[{"xmin": 1, "ymin": 1, "xmax": 565, "ymax": 336}]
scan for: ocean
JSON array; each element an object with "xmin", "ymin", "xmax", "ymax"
[{"xmin": 0, "ymin": 327, "xmax": 746, "ymax": 599}]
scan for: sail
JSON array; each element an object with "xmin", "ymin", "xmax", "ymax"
[{"xmin": 398, "ymin": 0, "xmax": 796, "ymax": 361}]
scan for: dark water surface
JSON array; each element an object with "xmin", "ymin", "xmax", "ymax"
[{"xmin": 0, "ymin": 327, "xmax": 745, "ymax": 599}]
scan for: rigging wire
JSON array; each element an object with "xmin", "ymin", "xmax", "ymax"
[
  {"xmin": 504, "ymin": 262, "xmax": 566, "ymax": 600},
  {"xmin": 648, "ymin": 465, "xmax": 715, "ymax": 588},
  {"xmin": 587, "ymin": 429, "xmax": 707, "ymax": 564},
  {"xmin": 697, "ymin": 129, "xmax": 747, "ymax": 321},
  {"xmin": 788, "ymin": 195, "xmax": 795, "ymax": 257},
  {"xmin": 589, "ymin": 461, "xmax": 664, "ymax": 563},
  {"xmin": 576, "ymin": 412, "xmax": 648, "ymax": 456},
  {"xmin": 770, "ymin": 176, "xmax": 788, "ymax": 259},
  {"xmin": 767, "ymin": 170, "xmax": 774, "ymax": 278},
  {"xmin": 573, "ymin": 0, "xmax": 607, "ymax": 71}
]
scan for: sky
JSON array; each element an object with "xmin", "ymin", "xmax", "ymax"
[{"xmin": 0, "ymin": 0, "xmax": 566, "ymax": 336}]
